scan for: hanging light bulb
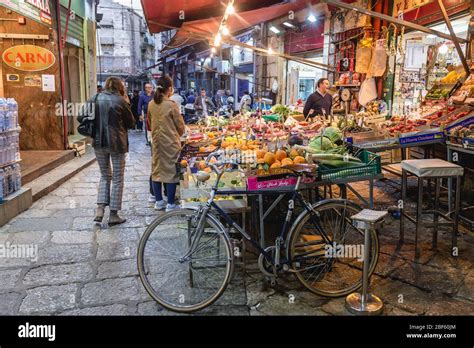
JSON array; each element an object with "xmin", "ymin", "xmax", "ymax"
[
  {"xmin": 214, "ymin": 33, "xmax": 222, "ymax": 47},
  {"xmin": 222, "ymin": 25, "xmax": 230, "ymax": 36},
  {"xmin": 268, "ymin": 47, "xmax": 274, "ymax": 55},
  {"xmin": 211, "ymin": 46, "xmax": 217, "ymax": 54},
  {"xmin": 439, "ymin": 43, "xmax": 448, "ymax": 54},
  {"xmin": 225, "ymin": 3, "xmax": 235, "ymax": 16}
]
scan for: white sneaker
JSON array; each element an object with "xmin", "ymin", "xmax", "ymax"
[
  {"xmin": 165, "ymin": 203, "xmax": 180, "ymax": 212},
  {"xmin": 154, "ymin": 200, "xmax": 166, "ymax": 210},
  {"xmin": 148, "ymin": 195, "xmax": 156, "ymax": 203}
]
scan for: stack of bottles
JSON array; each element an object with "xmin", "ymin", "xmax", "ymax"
[{"xmin": 0, "ymin": 98, "xmax": 21, "ymax": 203}]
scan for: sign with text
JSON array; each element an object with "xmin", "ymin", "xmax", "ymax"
[
  {"xmin": 392, "ymin": 0, "xmax": 434, "ymax": 17},
  {"xmin": 0, "ymin": 0, "xmax": 52, "ymax": 25},
  {"xmin": 2, "ymin": 45, "xmax": 56, "ymax": 72}
]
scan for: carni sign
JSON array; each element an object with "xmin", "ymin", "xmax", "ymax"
[{"xmin": 2, "ymin": 45, "xmax": 56, "ymax": 72}]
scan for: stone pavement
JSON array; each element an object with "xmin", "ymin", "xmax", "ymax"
[{"xmin": 0, "ymin": 132, "xmax": 473, "ymax": 316}]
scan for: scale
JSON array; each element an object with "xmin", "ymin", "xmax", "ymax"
[{"xmin": 340, "ymin": 88, "xmax": 351, "ymax": 137}]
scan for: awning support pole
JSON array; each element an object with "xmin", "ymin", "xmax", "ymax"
[
  {"xmin": 436, "ymin": 0, "xmax": 470, "ymax": 76},
  {"xmin": 321, "ymin": 0, "xmax": 468, "ymax": 44}
]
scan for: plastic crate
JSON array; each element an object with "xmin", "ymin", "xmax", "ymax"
[{"xmin": 317, "ymin": 150, "xmax": 381, "ymax": 181}]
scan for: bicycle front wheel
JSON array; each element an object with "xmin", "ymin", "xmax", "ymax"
[
  {"xmin": 137, "ymin": 209, "xmax": 233, "ymax": 313},
  {"xmin": 288, "ymin": 199, "xmax": 379, "ymax": 298}
]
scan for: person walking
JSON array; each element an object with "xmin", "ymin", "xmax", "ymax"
[
  {"xmin": 138, "ymin": 83, "xmax": 154, "ymax": 143},
  {"xmin": 194, "ymin": 88, "xmax": 215, "ymax": 118},
  {"xmin": 148, "ymin": 75, "xmax": 185, "ymax": 212},
  {"xmin": 131, "ymin": 90, "xmax": 141, "ymax": 131},
  {"xmin": 170, "ymin": 88, "xmax": 185, "ymax": 116},
  {"xmin": 239, "ymin": 90, "xmax": 252, "ymax": 113},
  {"xmin": 79, "ymin": 76, "xmax": 136, "ymax": 225}
]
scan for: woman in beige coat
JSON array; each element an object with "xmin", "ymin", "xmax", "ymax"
[{"xmin": 147, "ymin": 75, "xmax": 185, "ymax": 212}]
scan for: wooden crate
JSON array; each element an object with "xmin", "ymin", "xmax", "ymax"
[{"xmin": 72, "ymin": 141, "xmax": 86, "ymax": 156}]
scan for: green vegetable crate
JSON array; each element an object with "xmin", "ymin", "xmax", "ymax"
[{"xmin": 317, "ymin": 150, "xmax": 381, "ymax": 181}]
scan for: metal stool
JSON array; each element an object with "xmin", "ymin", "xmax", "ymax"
[
  {"xmin": 400, "ymin": 159, "xmax": 463, "ymax": 258},
  {"xmin": 345, "ymin": 209, "xmax": 387, "ymax": 316}
]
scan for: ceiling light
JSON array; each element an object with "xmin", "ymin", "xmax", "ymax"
[
  {"xmin": 268, "ymin": 47, "xmax": 274, "ymax": 55},
  {"xmin": 211, "ymin": 46, "xmax": 217, "ymax": 54},
  {"xmin": 283, "ymin": 22, "xmax": 295, "ymax": 28},
  {"xmin": 225, "ymin": 3, "xmax": 235, "ymax": 16},
  {"xmin": 308, "ymin": 14, "xmax": 316, "ymax": 22},
  {"xmin": 269, "ymin": 26, "xmax": 280, "ymax": 34},
  {"xmin": 214, "ymin": 33, "xmax": 222, "ymax": 47},
  {"xmin": 222, "ymin": 26, "xmax": 230, "ymax": 36}
]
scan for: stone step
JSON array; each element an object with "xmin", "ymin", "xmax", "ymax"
[
  {"xmin": 24, "ymin": 145, "xmax": 97, "ymax": 202},
  {"xmin": 21, "ymin": 150, "xmax": 76, "ymax": 185}
]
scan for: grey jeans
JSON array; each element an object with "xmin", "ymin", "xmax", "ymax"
[{"xmin": 94, "ymin": 148, "xmax": 126, "ymax": 211}]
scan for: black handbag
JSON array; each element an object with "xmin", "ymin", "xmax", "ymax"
[{"xmin": 77, "ymin": 94, "xmax": 99, "ymax": 137}]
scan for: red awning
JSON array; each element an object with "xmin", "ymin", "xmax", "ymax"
[
  {"xmin": 141, "ymin": 0, "xmax": 285, "ymax": 33},
  {"xmin": 161, "ymin": 1, "xmax": 323, "ymax": 52}
]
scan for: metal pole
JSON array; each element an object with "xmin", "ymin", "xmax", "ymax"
[
  {"xmin": 436, "ymin": 0, "xmax": 470, "ymax": 76},
  {"xmin": 55, "ymin": 0, "xmax": 69, "ymax": 150},
  {"xmin": 361, "ymin": 225, "xmax": 371, "ymax": 309},
  {"xmin": 322, "ymin": 0, "xmax": 468, "ymax": 44}
]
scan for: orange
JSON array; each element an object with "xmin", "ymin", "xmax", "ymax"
[
  {"xmin": 263, "ymin": 152, "xmax": 276, "ymax": 165},
  {"xmin": 256, "ymin": 149, "xmax": 266, "ymax": 159},
  {"xmin": 289, "ymin": 149, "xmax": 299, "ymax": 159},
  {"xmin": 180, "ymin": 160, "xmax": 188, "ymax": 168},
  {"xmin": 198, "ymin": 160, "xmax": 207, "ymax": 170},
  {"xmin": 281, "ymin": 158, "xmax": 293, "ymax": 166},
  {"xmin": 293, "ymin": 156, "xmax": 306, "ymax": 164},
  {"xmin": 275, "ymin": 149, "xmax": 287, "ymax": 161}
]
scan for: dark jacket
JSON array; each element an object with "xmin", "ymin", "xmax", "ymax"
[
  {"xmin": 137, "ymin": 92, "xmax": 153, "ymax": 116},
  {"xmin": 131, "ymin": 94, "xmax": 140, "ymax": 118},
  {"xmin": 303, "ymin": 90, "xmax": 333, "ymax": 118},
  {"xmin": 194, "ymin": 96, "xmax": 215, "ymax": 115},
  {"xmin": 78, "ymin": 91, "xmax": 135, "ymax": 153}
]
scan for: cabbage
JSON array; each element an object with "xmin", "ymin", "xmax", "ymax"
[
  {"xmin": 323, "ymin": 127, "xmax": 342, "ymax": 143},
  {"xmin": 309, "ymin": 136, "xmax": 334, "ymax": 151}
]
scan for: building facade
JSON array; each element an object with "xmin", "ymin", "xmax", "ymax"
[{"xmin": 96, "ymin": 0, "xmax": 156, "ymax": 91}]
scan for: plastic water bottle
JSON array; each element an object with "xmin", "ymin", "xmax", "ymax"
[
  {"xmin": 0, "ymin": 99, "xmax": 6, "ymax": 132},
  {"xmin": 0, "ymin": 169, "xmax": 4, "ymax": 203},
  {"xmin": 14, "ymin": 164, "xmax": 21, "ymax": 191}
]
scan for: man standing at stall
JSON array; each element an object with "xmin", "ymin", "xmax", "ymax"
[{"xmin": 303, "ymin": 78, "xmax": 332, "ymax": 119}]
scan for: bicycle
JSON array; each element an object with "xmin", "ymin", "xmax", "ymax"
[{"xmin": 137, "ymin": 150, "xmax": 379, "ymax": 313}]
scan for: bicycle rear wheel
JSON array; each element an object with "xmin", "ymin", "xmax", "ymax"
[
  {"xmin": 288, "ymin": 199, "xmax": 379, "ymax": 297},
  {"xmin": 137, "ymin": 209, "xmax": 233, "ymax": 313}
]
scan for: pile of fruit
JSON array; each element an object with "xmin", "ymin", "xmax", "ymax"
[
  {"xmin": 254, "ymin": 148, "xmax": 307, "ymax": 173},
  {"xmin": 425, "ymin": 88, "xmax": 451, "ymax": 100},
  {"xmin": 440, "ymin": 70, "xmax": 466, "ymax": 84},
  {"xmin": 338, "ymin": 119, "xmax": 372, "ymax": 133},
  {"xmin": 447, "ymin": 124, "xmax": 474, "ymax": 139},
  {"xmin": 443, "ymin": 110, "xmax": 470, "ymax": 126},
  {"xmin": 270, "ymin": 104, "xmax": 291, "ymax": 118},
  {"xmin": 381, "ymin": 116, "xmax": 427, "ymax": 135}
]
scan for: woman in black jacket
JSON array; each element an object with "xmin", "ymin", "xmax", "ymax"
[{"xmin": 79, "ymin": 77, "xmax": 136, "ymax": 225}]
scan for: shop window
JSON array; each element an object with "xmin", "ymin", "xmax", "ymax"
[
  {"xmin": 405, "ymin": 42, "xmax": 427, "ymax": 70},
  {"xmin": 299, "ymin": 78, "xmax": 315, "ymax": 101}
]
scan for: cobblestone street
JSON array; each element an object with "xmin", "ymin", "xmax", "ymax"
[{"xmin": 0, "ymin": 132, "xmax": 473, "ymax": 316}]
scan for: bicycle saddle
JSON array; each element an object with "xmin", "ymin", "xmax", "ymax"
[{"xmin": 282, "ymin": 163, "xmax": 317, "ymax": 173}]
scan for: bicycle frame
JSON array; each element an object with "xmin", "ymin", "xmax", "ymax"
[{"xmin": 185, "ymin": 173, "xmax": 334, "ymax": 267}]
